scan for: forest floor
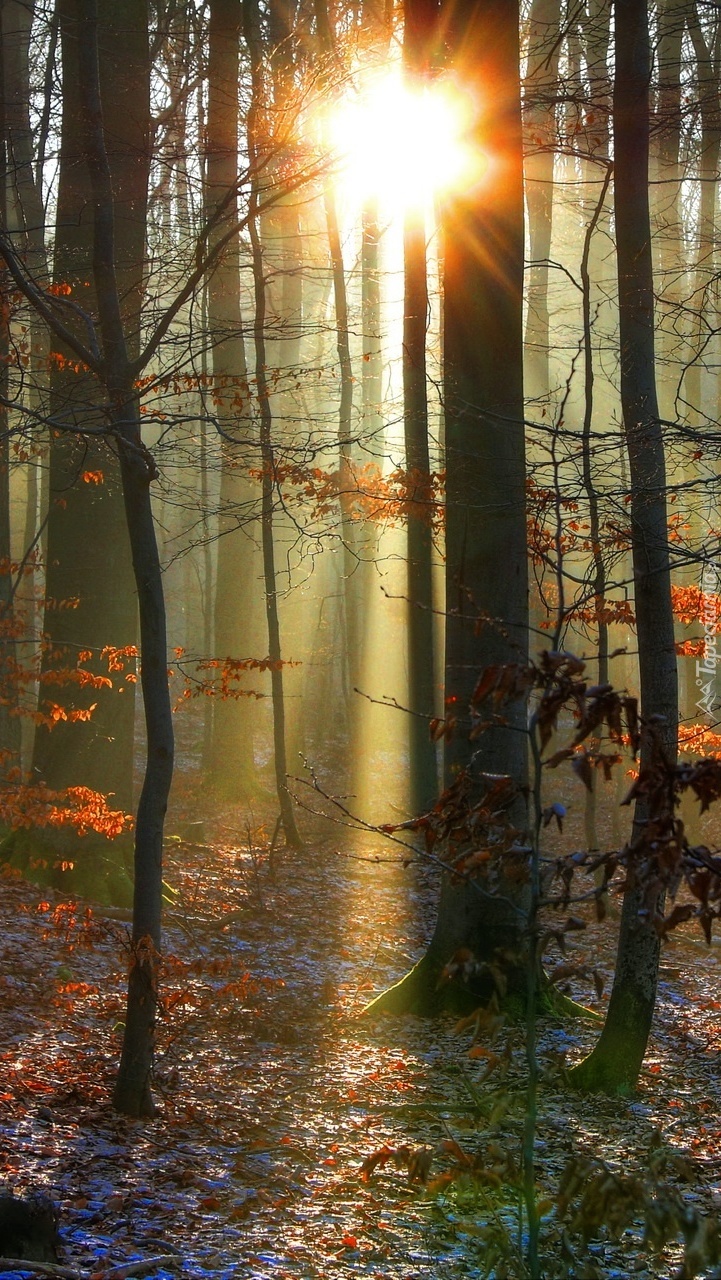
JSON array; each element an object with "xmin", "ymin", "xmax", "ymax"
[{"xmin": 1, "ymin": 791, "xmax": 721, "ymax": 1280}]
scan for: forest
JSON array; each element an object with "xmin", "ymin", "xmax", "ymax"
[{"xmin": 2, "ymin": 0, "xmax": 721, "ymax": 1275}]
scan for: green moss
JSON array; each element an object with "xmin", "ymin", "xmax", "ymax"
[
  {"xmin": 362, "ymin": 949, "xmax": 603, "ymax": 1026},
  {"xmin": 0, "ymin": 827, "xmax": 134, "ymax": 907},
  {"xmin": 567, "ymin": 986, "xmax": 650, "ymax": 1094},
  {"xmin": 540, "ymin": 982, "xmax": 602, "ymax": 1022}
]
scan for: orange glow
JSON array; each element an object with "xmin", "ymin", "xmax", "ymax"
[{"xmin": 326, "ymin": 69, "xmax": 481, "ymax": 212}]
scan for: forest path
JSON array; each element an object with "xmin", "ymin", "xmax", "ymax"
[{"xmin": 0, "ymin": 823, "xmax": 720, "ymax": 1278}]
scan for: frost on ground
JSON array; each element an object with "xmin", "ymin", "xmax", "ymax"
[{"xmin": 1, "ymin": 815, "xmax": 720, "ymax": 1279}]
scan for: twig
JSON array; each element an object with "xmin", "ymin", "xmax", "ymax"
[
  {"xmin": 0, "ymin": 1261, "xmax": 79, "ymax": 1279},
  {"xmin": 93, "ymin": 1258, "xmax": 180, "ymax": 1279},
  {"xmin": 290, "ymin": 770, "xmax": 527, "ymax": 918}
]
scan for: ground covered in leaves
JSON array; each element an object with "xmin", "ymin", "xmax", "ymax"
[{"xmin": 1, "ymin": 804, "xmax": 721, "ymax": 1279}]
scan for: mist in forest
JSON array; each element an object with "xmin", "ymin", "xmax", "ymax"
[{"xmin": 0, "ymin": 0, "xmax": 719, "ymax": 897}]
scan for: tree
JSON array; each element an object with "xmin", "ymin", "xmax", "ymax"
[
  {"xmin": 243, "ymin": 0, "xmax": 302, "ymax": 848},
  {"xmin": 569, "ymin": 0, "xmax": 679, "ymax": 1094},
  {"xmin": 403, "ymin": 0, "xmax": 439, "ymax": 814},
  {"xmin": 366, "ymin": 0, "xmax": 528, "ymax": 1014},
  {"xmin": 20, "ymin": 0, "xmax": 149, "ymax": 902},
  {"xmin": 205, "ymin": 0, "xmax": 259, "ymax": 802},
  {"xmin": 523, "ymin": 0, "xmax": 561, "ymax": 400}
]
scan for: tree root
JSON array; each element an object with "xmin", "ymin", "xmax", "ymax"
[{"xmin": 361, "ymin": 955, "xmax": 602, "ymax": 1023}]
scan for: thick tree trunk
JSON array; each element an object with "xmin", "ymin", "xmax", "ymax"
[
  {"xmin": 569, "ymin": 0, "xmax": 678, "ymax": 1095},
  {"xmin": 366, "ymin": 0, "xmax": 528, "ymax": 1015},
  {"xmin": 443, "ymin": 0, "xmax": 527, "ymax": 792},
  {"xmin": 66, "ymin": 0, "xmax": 171, "ymax": 1115},
  {"xmin": 28, "ymin": 0, "xmax": 147, "ymax": 892},
  {"xmin": 39, "ymin": 0, "xmax": 172, "ymax": 1115}
]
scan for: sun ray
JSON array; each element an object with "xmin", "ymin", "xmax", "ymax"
[{"xmin": 324, "ymin": 68, "xmax": 479, "ymax": 214}]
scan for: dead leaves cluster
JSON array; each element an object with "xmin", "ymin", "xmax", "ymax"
[{"xmin": 557, "ymin": 1154, "xmax": 721, "ymax": 1279}]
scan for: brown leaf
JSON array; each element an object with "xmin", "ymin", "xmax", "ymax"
[{"xmin": 573, "ymin": 747, "xmax": 594, "ymax": 788}]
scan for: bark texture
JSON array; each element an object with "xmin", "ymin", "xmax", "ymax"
[
  {"xmin": 366, "ymin": 0, "xmax": 528, "ymax": 1015},
  {"xmin": 402, "ymin": 0, "xmax": 439, "ymax": 815},
  {"xmin": 41, "ymin": 0, "xmax": 174, "ymax": 1117},
  {"xmin": 569, "ymin": 0, "xmax": 679, "ymax": 1095},
  {"xmin": 30, "ymin": 0, "xmax": 147, "ymax": 832},
  {"xmin": 523, "ymin": 0, "xmax": 561, "ymax": 399},
  {"xmin": 206, "ymin": 0, "xmax": 259, "ymax": 800}
]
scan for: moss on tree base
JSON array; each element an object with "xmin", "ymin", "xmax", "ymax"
[
  {"xmin": 362, "ymin": 956, "xmax": 601, "ymax": 1023},
  {"xmin": 361, "ymin": 954, "xmax": 482, "ymax": 1018},
  {"xmin": 0, "ymin": 827, "xmax": 134, "ymax": 907},
  {"xmin": 566, "ymin": 981, "xmax": 654, "ymax": 1094},
  {"xmin": 539, "ymin": 979, "xmax": 602, "ymax": 1023},
  {"xmin": 566, "ymin": 1053, "xmax": 637, "ymax": 1096}
]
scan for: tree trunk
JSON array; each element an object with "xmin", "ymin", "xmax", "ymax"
[
  {"xmin": 366, "ymin": 0, "xmax": 528, "ymax": 1016},
  {"xmin": 2, "ymin": 0, "xmax": 52, "ymax": 771},
  {"xmin": 523, "ymin": 0, "xmax": 561, "ymax": 400},
  {"xmin": 402, "ymin": 0, "xmax": 438, "ymax": 814},
  {"xmin": 684, "ymin": 4, "xmax": 720, "ymax": 422},
  {"xmin": 0, "ymin": 32, "xmax": 20, "ymax": 768},
  {"xmin": 206, "ymin": 0, "xmax": 259, "ymax": 801},
  {"xmin": 361, "ymin": 202, "xmax": 382, "ymax": 436},
  {"xmin": 36, "ymin": 0, "xmax": 172, "ymax": 1116},
  {"xmin": 112, "ymin": 384, "xmax": 174, "ymax": 1116},
  {"xmin": 244, "ymin": 0, "xmax": 302, "ymax": 848},
  {"xmin": 66, "ymin": 0, "xmax": 170, "ymax": 1115},
  {"xmin": 443, "ymin": 0, "xmax": 527, "ymax": 790},
  {"xmin": 569, "ymin": 0, "xmax": 679, "ymax": 1094},
  {"xmin": 28, "ymin": 0, "xmax": 147, "ymax": 895},
  {"xmin": 653, "ymin": 0, "xmax": 686, "ymax": 422}
]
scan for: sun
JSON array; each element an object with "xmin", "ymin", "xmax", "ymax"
[{"xmin": 326, "ymin": 69, "xmax": 476, "ymax": 213}]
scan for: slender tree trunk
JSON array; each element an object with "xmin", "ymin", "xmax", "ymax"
[
  {"xmin": 323, "ymin": 186, "xmax": 360, "ymax": 703},
  {"xmin": 580, "ymin": 166, "xmax": 613, "ymax": 854},
  {"xmin": 244, "ymin": 0, "xmax": 301, "ymax": 848},
  {"xmin": 653, "ymin": 0, "xmax": 685, "ymax": 420},
  {"xmin": 0, "ymin": 37, "xmax": 20, "ymax": 768},
  {"xmin": 684, "ymin": 4, "xmax": 720, "ymax": 422},
  {"xmin": 113, "ymin": 384, "xmax": 174, "ymax": 1116},
  {"xmin": 523, "ymin": 0, "xmax": 561, "ymax": 400},
  {"xmin": 359, "ymin": 0, "xmax": 389, "ymax": 440},
  {"xmin": 569, "ymin": 0, "xmax": 678, "ymax": 1094},
  {"xmin": 403, "ymin": 0, "xmax": 438, "ymax": 813},
  {"xmin": 268, "ymin": 0, "xmax": 302, "ymax": 371},
  {"xmin": 206, "ymin": 0, "xmax": 258, "ymax": 800},
  {"xmin": 654, "ymin": 2, "xmax": 695, "ymax": 725},
  {"xmin": 361, "ymin": 202, "xmax": 382, "ymax": 436},
  {"xmin": 313, "ymin": 0, "xmax": 363, "ymax": 753},
  {"xmin": 3, "ymin": 2, "xmax": 52, "ymax": 752}
]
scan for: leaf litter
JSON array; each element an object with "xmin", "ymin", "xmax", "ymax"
[{"xmin": 1, "ymin": 812, "xmax": 721, "ymax": 1278}]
